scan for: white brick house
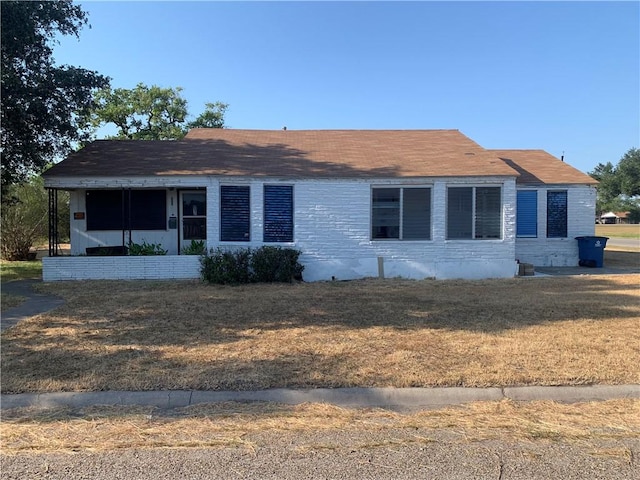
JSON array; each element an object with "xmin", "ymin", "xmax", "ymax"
[{"xmin": 42, "ymin": 129, "xmax": 597, "ymax": 281}]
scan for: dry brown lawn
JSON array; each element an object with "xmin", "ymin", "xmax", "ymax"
[
  {"xmin": 2, "ymin": 399, "xmax": 638, "ymax": 454},
  {"xmin": 596, "ymin": 224, "xmax": 640, "ymax": 239},
  {"xmin": 1, "ymin": 274, "xmax": 638, "ymax": 394}
]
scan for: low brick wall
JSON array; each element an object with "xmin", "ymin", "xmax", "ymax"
[{"xmin": 43, "ymin": 256, "xmax": 201, "ymax": 281}]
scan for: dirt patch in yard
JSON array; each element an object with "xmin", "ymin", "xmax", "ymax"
[{"xmin": 1, "ymin": 275, "xmax": 638, "ymax": 393}]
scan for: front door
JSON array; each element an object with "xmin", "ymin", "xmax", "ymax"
[{"xmin": 180, "ymin": 191, "xmax": 206, "ymax": 251}]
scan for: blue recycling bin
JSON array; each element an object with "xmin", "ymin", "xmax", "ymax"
[{"xmin": 575, "ymin": 236, "xmax": 608, "ymax": 268}]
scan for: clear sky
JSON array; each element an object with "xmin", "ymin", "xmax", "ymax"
[{"xmin": 53, "ymin": 1, "xmax": 639, "ymax": 174}]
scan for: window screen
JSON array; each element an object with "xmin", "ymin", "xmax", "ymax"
[
  {"xmin": 371, "ymin": 188, "xmax": 430, "ymax": 240},
  {"xmin": 86, "ymin": 190, "xmax": 166, "ymax": 231},
  {"xmin": 447, "ymin": 187, "xmax": 502, "ymax": 240},
  {"xmin": 264, "ymin": 185, "xmax": 293, "ymax": 242},
  {"xmin": 547, "ymin": 191, "xmax": 567, "ymax": 238},
  {"xmin": 402, "ymin": 188, "xmax": 431, "ymax": 240},
  {"xmin": 372, "ymin": 188, "xmax": 400, "ymax": 239},
  {"xmin": 220, "ymin": 185, "xmax": 250, "ymax": 241},
  {"xmin": 447, "ymin": 187, "xmax": 473, "ymax": 239},
  {"xmin": 475, "ymin": 187, "xmax": 501, "ymax": 239}
]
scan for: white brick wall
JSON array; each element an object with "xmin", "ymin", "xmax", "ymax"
[
  {"xmin": 51, "ymin": 175, "xmax": 529, "ymax": 282},
  {"xmin": 43, "ymin": 256, "xmax": 201, "ymax": 281},
  {"xmin": 515, "ymin": 185, "xmax": 597, "ymax": 266},
  {"xmin": 286, "ymin": 178, "xmax": 517, "ymax": 281}
]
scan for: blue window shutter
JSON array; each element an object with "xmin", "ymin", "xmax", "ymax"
[
  {"xmin": 264, "ymin": 185, "xmax": 293, "ymax": 242},
  {"xmin": 516, "ymin": 190, "xmax": 537, "ymax": 237},
  {"xmin": 221, "ymin": 186, "xmax": 250, "ymax": 241},
  {"xmin": 547, "ymin": 191, "xmax": 567, "ymax": 238}
]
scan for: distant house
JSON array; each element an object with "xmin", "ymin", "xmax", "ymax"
[
  {"xmin": 42, "ymin": 129, "xmax": 597, "ymax": 281},
  {"xmin": 600, "ymin": 211, "xmax": 631, "ymax": 224}
]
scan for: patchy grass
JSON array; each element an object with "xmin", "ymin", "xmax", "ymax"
[
  {"xmin": 1, "ymin": 275, "xmax": 638, "ymax": 393},
  {"xmin": 596, "ymin": 224, "xmax": 640, "ymax": 239},
  {"xmin": 604, "ymin": 250, "xmax": 640, "ymax": 267},
  {"xmin": 0, "ymin": 260, "xmax": 42, "ymax": 282},
  {"xmin": 1, "ymin": 293, "xmax": 26, "ymax": 312},
  {"xmin": 1, "ymin": 399, "xmax": 638, "ymax": 454}
]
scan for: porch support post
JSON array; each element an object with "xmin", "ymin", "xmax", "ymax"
[
  {"xmin": 47, "ymin": 188, "xmax": 59, "ymax": 257},
  {"xmin": 121, "ymin": 188, "xmax": 125, "ymax": 251}
]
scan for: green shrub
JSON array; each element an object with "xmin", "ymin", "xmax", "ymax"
[
  {"xmin": 200, "ymin": 248, "xmax": 252, "ymax": 285},
  {"xmin": 250, "ymin": 246, "xmax": 304, "ymax": 283},
  {"xmin": 181, "ymin": 239, "xmax": 206, "ymax": 255},
  {"xmin": 128, "ymin": 240, "xmax": 167, "ymax": 256},
  {"xmin": 200, "ymin": 246, "xmax": 304, "ymax": 285}
]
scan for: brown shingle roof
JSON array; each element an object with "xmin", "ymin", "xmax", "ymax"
[
  {"xmin": 490, "ymin": 149, "xmax": 597, "ymax": 185},
  {"xmin": 44, "ymin": 129, "xmax": 518, "ymax": 179}
]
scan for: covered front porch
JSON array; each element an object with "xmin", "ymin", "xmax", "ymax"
[{"xmin": 45, "ymin": 181, "xmax": 209, "ymax": 258}]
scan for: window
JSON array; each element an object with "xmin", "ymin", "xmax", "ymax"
[
  {"xmin": 86, "ymin": 190, "xmax": 166, "ymax": 231},
  {"xmin": 372, "ymin": 187, "xmax": 431, "ymax": 240},
  {"xmin": 516, "ymin": 190, "xmax": 537, "ymax": 237},
  {"xmin": 220, "ymin": 185, "xmax": 250, "ymax": 241},
  {"xmin": 264, "ymin": 185, "xmax": 293, "ymax": 242},
  {"xmin": 447, "ymin": 187, "xmax": 501, "ymax": 239},
  {"xmin": 547, "ymin": 190, "xmax": 567, "ymax": 238}
]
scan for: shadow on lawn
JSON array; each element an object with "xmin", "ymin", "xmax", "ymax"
[
  {"xmin": 22, "ymin": 275, "xmax": 640, "ymax": 339},
  {"xmin": 1, "ymin": 275, "xmax": 638, "ymax": 393}
]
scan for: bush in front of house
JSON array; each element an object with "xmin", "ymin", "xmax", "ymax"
[
  {"xmin": 200, "ymin": 248, "xmax": 252, "ymax": 285},
  {"xmin": 128, "ymin": 240, "xmax": 167, "ymax": 256},
  {"xmin": 200, "ymin": 246, "xmax": 304, "ymax": 285},
  {"xmin": 250, "ymin": 246, "xmax": 304, "ymax": 283},
  {"xmin": 181, "ymin": 239, "xmax": 207, "ymax": 255}
]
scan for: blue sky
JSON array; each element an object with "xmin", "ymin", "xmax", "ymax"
[{"xmin": 54, "ymin": 1, "xmax": 639, "ymax": 174}]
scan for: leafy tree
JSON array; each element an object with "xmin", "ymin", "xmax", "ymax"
[
  {"xmin": 590, "ymin": 148, "xmax": 640, "ymax": 217},
  {"xmin": 91, "ymin": 84, "xmax": 227, "ymax": 139},
  {"xmin": 616, "ymin": 148, "xmax": 640, "ymax": 197},
  {"xmin": 91, "ymin": 83, "xmax": 188, "ymax": 140},
  {"xmin": 1, "ymin": 0, "xmax": 109, "ymax": 196},
  {"xmin": 0, "ymin": 176, "xmax": 69, "ymax": 260},
  {"xmin": 590, "ymin": 161, "xmax": 620, "ymax": 214},
  {"xmin": 187, "ymin": 101, "xmax": 228, "ymax": 129}
]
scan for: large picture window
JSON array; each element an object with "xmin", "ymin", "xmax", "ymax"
[
  {"xmin": 220, "ymin": 185, "xmax": 250, "ymax": 241},
  {"xmin": 371, "ymin": 187, "xmax": 431, "ymax": 240},
  {"xmin": 547, "ymin": 190, "xmax": 568, "ymax": 238},
  {"xmin": 447, "ymin": 187, "xmax": 502, "ymax": 240},
  {"xmin": 264, "ymin": 185, "xmax": 293, "ymax": 242},
  {"xmin": 86, "ymin": 189, "xmax": 166, "ymax": 231}
]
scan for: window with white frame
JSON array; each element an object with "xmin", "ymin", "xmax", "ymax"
[
  {"xmin": 447, "ymin": 186, "xmax": 502, "ymax": 239},
  {"xmin": 371, "ymin": 187, "xmax": 431, "ymax": 240}
]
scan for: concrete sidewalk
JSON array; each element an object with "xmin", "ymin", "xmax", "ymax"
[
  {"xmin": 1, "ymin": 279, "xmax": 65, "ymax": 332},
  {"xmin": 2, "ymin": 385, "xmax": 638, "ymax": 411}
]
